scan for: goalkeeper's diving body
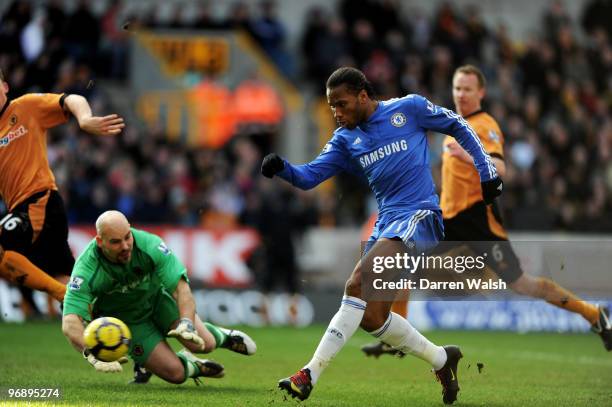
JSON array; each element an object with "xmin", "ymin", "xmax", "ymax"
[
  {"xmin": 62, "ymin": 210, "xmax": 256, "ymax": 384},
  {"xmin": 261, "ymin": 67, "xmax": 502, "ymax": 404}
]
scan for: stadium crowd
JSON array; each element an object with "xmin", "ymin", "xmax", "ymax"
[{"xmin": 0, "ymin": 0, "xmax": 611, "ymax": 232}]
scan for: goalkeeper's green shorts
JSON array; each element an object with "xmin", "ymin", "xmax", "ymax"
[{"xmin": 128, "ymin": 289, "xmax": 180, "ymax": 364}]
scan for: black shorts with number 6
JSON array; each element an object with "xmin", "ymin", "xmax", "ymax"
[
  {"xmin": 0, "ymin": 190, "xmax": 74, "ymax": 277},
  {"xmin": 442, "ymin": 201, "xmax": 523, "ymax": 284}
]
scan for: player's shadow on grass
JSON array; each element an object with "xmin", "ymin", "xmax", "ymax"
[{"xmin": 124, "ymin": 382, "xmax": 262, "ymax": 395}]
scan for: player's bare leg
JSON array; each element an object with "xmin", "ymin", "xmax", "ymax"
[
  {"xmin": 143, "ymin": 342, "xmax": 185, "ymax": 384},
  {"xmin": 510, "ymin": 274, "xmax": 611, "ymax": 350},
  {"xmin": 135, "ymin": 294, "xmax": 248, "ymax": 384},
  {"xmin": 144, "ymin": 340, "xmax": 223, "ymax": 384},
  {"xmin": 0, "ymin": 245, "xmax": 67, "ymax": 302}
]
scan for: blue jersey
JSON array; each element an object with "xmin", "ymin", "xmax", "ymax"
[{"xmin": 277, "ymin": 94, "xmax": 496, "ymax": 219}]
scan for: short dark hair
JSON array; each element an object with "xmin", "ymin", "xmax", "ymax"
[
  {"xmin": 454, "ymin": 64, "xmax": 486, "ymax": 88},
  {"xmin": 326, "ymin": 67, "xmax": 375, "ymax": 97}
]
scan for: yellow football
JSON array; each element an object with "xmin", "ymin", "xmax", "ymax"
[{"xmin": 83, "ymin": 317, "xmax": 131, "ymax": 362}]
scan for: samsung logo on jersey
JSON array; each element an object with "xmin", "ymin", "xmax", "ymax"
[{"xmin": 359, "ymin": 140, "xmax": 408, "ymax": 168}]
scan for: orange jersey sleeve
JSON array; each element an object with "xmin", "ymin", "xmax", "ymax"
[
  {"xmin": 0, "ymin": 94, "xmax": 67, "ymax": 209},
  {"xmin": 20, "ymin": 93, "xmax": 68, "ymax": 129},
  {"xmin": 440, "ymin": 112, "xmax": 505, "ymax": 219}
]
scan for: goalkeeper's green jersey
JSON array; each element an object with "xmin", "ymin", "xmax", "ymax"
[{"xmin": 63, "ymin": 228, "xmax": 188, "ymax": 324}]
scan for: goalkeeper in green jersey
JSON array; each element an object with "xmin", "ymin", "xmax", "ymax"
[{"xmin": 62, "ymin": 210, "xmax": 256, "ymax": 384}]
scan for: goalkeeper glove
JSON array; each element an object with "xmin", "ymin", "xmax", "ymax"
[
  {"xmin": 261, "ymin": 153, "xmax": 285, "ymax": 178},
  {"xmin": 83, "ymin": 349, "xmax": 127, "ymax": 373},
  {"xmin": 481, "ymin": 177, "xmax": 503, "ymax": 204},
  {"xmin": 167, "ymin": 318, "xmax": 204, "ymax": 346}
]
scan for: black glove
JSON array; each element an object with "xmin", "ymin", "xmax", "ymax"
[
  {"xmin": 261, "ymin": 153, "xmax": 285, "ymax": 178},
  {"xmin": 481, "ymin": 177, "xmax": 503, "ymax": 204}
]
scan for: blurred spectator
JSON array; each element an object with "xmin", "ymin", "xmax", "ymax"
[
  {"xmin": 302, "ymin": 13, "xmax": 350, "ymax": 88},
  {"xmin": 100, "ymin": 0, "xmax": 128, "ymax": 79},
  {"xmin": 222, "ymin": 1, "xmax": 252, "ymax": 32},
  {"xmin": 582, "ymin": 0, "xmax": 612, "ymax": 38},
  {"xmin": 349, "ymin": 19, "xmax": 377, "ymax": 67},
  {"xmin": 241, "ymin": 180, "xmax": 317, "ymax": 297},
  {"xmin": 301, "ymin": 7, "xmax": 330, "ymax": 81},
  {"xmin": 45, "ymin": 0, "xmax": 66, "ymax": 42},
  {"xmin": 191, "ymin": 1, "xmax": 220, "ymax": 30},
  {"xmin": 63, "ymin": 0, "xmax": 100, "ymax": 63},
  {"xmin": 0, "ymin": 0, "xmax": 32, "ymax": 58},
  {"xmin": 20, "ymin": 8, "xmax": 45, "ymax": 62},
  {"xmin": 543, "ymin": 0, "xmax": 570, "ymax": 41},
  {"xmin": 249, "ymin": 0, "xmax": 294, "ymax": 79}
]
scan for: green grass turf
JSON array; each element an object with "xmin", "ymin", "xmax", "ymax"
[{"xmin": 0, "ymin": 322, "xmax": 610, "ymax": 406}]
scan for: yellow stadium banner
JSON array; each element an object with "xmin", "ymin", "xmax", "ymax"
[{"xmin": 137, "ymin": 32, "xmax": 230, "ymax": 76}]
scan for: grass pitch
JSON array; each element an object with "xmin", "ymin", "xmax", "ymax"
[{"xmin": 0, "ymin": 322, "xmax": 610, "ymax": 406}]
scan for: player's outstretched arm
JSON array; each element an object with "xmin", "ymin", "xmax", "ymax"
[
  {"xmin": 62, "ymin": 313, "xmax": 86, "ymax": 353},
  {"xmin": 64, "ymin": 94, "xmax": 125, "ymax": 136},
  {"xmin": 261, "ymin": 140, "xmax": 347, "ymax": 190},
  {"xmin": 168, "ymin": 279, "xmax": 204, "ymax": 347}
]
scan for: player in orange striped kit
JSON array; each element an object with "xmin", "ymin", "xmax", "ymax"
[{"xmin": 0, "ymin": 68, "xmax": 124, "ymax": 303}]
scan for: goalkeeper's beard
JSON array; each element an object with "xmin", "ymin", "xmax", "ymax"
[
  {"xmin": 117, "ymin": 250, "xmax": 132, "ymax": 263},
  {"xmin": 101, "ymin": 246, "xmax": 132, "ymax": 264}
]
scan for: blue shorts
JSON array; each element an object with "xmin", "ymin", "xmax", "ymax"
[{"xmin": 364, "ymin": 209, "xmax": 444, "ymax": 255}]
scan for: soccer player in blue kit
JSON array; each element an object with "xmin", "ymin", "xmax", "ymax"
[{"xmin": 261, "ymin": 67, "xmax": 503, "ymax": 404}]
